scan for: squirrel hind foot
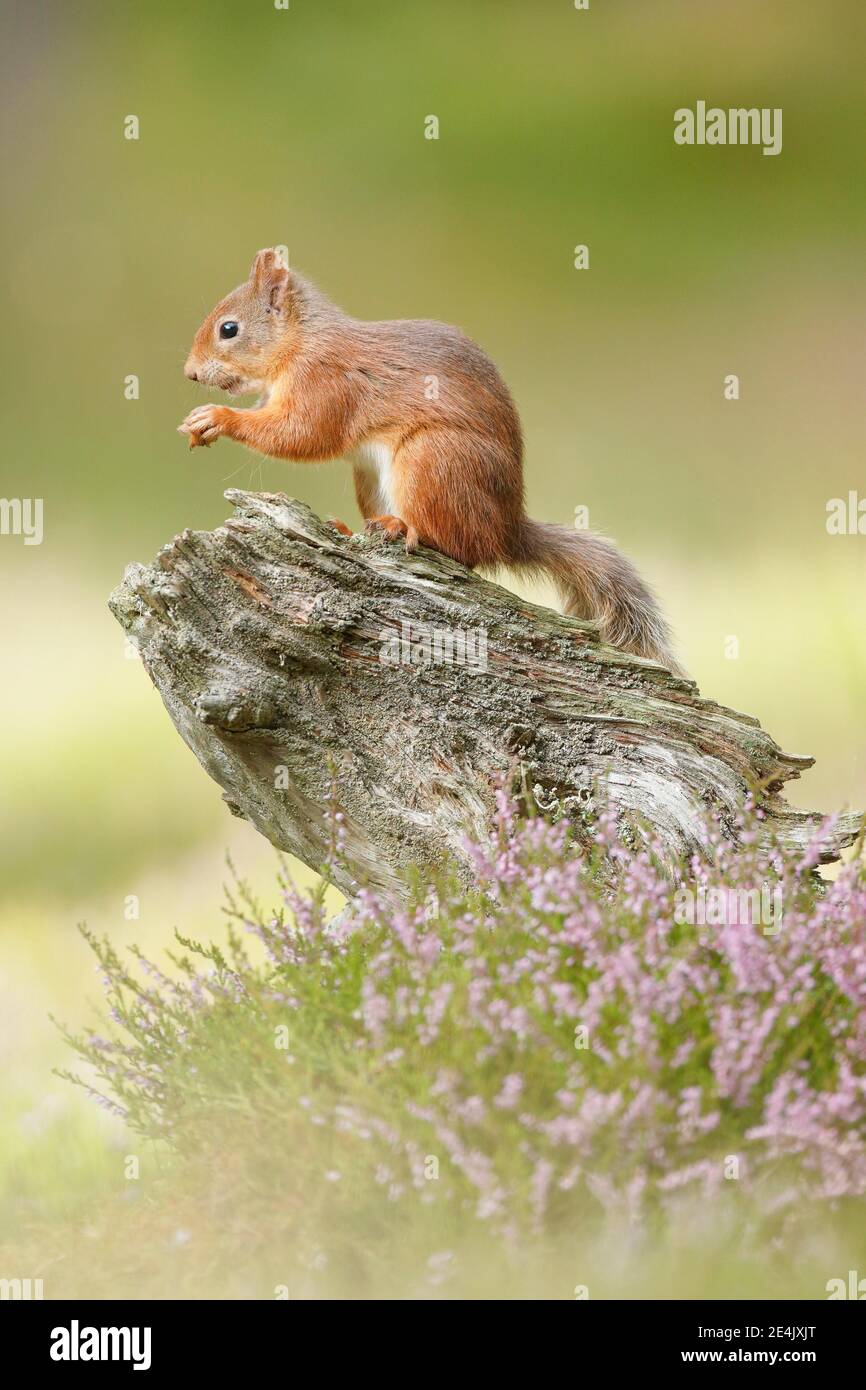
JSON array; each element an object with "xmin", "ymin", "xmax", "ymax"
[{"xmin": 364, "ymin": 515, "xmax": 419, "ymax": 551}]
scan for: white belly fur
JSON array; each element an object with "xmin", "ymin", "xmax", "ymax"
[{"xmin": 348, "ymin": 439, "xmax": 397, "ymax": 515}]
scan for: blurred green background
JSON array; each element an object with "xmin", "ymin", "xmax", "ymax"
[{"xmin": 1, "ymin": 0, "xmax": 865, "ymax": 1275}]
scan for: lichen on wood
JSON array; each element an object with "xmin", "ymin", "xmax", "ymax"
[{"xmin": 109, "ymin": 489, "xmax": 859, "ymax": 901}]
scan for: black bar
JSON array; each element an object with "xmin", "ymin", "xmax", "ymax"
[{"xmin": 3, "ymin": 1298, "xmax": 862, "ymax": 1373}]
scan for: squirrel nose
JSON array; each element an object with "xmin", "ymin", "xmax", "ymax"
[{"xmin": 185, "ymin": 365, "xmax": 198, "ymax": 382}]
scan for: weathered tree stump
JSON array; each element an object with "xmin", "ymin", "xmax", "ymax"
[{"xmin": 109, "ymin": 489, "xmax": 859, "ymax": 900}]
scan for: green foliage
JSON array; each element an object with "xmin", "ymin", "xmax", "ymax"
[{"xmin": 51, "ymin": 807, "xmax": 866, "ymax": 1296}]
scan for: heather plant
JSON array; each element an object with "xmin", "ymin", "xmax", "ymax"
[{"xmin": 58, "ymin": 796, "xmax": 866, "ymax": 1282}]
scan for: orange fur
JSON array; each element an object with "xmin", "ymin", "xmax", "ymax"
[{"xmin": 179, "ymin": 249, "xmax": 681, "ymax": 669}]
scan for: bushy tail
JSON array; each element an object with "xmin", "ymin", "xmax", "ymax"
[{"xmin": 514, "ymin": 519, "xmax": 684, "ymax": 673}]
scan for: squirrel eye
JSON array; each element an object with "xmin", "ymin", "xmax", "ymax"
[{"xmin": 219, "ymin": 320, "xmax": 240, "ymax": 340}]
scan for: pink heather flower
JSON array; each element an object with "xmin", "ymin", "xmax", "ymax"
[
  {"xmin": 456, "ymin": 1095, "xmax": 487, "ymax": 1125},
  {"xmin": 77, "ymin": 784, "xmax": 866, "ymax": 1240},
  {"xmin": 529, "ymin": 1158, "xmax": 554, "ymax": 1229},
  {"xmin": 494, "ymin": 1074, "xmax": 524, "ymax": 1110}
]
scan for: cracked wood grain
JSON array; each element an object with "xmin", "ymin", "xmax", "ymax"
[{"xmin": 109, "ymin": 489, "xmax": 859, "ymax": 901}]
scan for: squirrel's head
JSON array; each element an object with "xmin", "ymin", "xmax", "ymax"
[{"xmin": 183, "ymin": 248, "xmax": 296, "ymax": 394}]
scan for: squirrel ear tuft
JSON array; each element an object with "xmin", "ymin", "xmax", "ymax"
[
  {"xmin": 250, "ymin": 248, "xmax": 292, "ymax": 312},
  {"xmin": 250, "ymin": 247, "xmax": 276, "ymax": 283}
]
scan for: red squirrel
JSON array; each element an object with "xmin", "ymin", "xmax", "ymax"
[{"xmin": 180, "ymin": 248, "xmax": 681, "ymax": 671}]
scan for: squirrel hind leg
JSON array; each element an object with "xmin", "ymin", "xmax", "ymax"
[{"xmin": 392, "ymin": 428, "xmax": 521, "ymax": 570}]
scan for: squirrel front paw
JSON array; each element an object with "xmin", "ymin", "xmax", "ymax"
[{"xmin": 177, "ymin": 404, "xmax": 232, "ymax": 449}]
